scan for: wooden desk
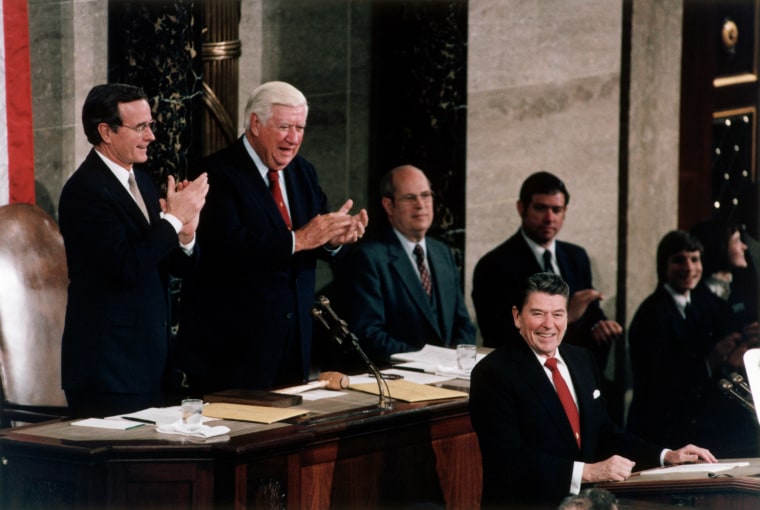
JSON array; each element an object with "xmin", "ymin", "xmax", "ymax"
[
  {"xmin": 0, "ymin": 385, "xmax": 482, "ymax": 509},
  {"xmin": 597, "ymin": 458, "xmax": 760, "ymax": 510}
]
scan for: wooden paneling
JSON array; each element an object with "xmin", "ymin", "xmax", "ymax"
[{"xmin": 680, "ymin": 0, "xmax": 760, "ymax": 230}]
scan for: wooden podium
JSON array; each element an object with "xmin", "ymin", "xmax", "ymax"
[
  {"xmin": 0, "ymin": 384, "xmax": 481, "ymax": 509},
  {"xmin": 597, "ymin": 458, "xmax": 760, "ymax": 509}
]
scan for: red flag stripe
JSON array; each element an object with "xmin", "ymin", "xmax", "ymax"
[{"xmin": 3, "ymin": 0, "xmax": 35, "ymax": 204}]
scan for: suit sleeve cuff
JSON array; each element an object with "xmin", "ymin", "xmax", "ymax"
[{"xmin": 571, "ymin": 461, "xmax": 583, "ymax": 494}]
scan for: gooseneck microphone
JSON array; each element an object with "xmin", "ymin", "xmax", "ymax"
[{"xmin": 312, "ymin": 295, "xmax": 392, "ymax": 409}]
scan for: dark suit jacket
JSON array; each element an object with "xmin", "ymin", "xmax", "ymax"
[
  {"xmin": 343, "ymin": 228, "xmax": 476, "ymax": 363},
  {"xmin": 180, "ymin": 137, "xmax": 333, "ymax": 391},
  {"xmin": 469, "ymin": 341, "xmax": 662, "ymax": 509},
  {"xmin": 472, "ymin": 230, "xmax": 606, "ymax": 352},
  {"xmin": 58, "ymin": 149, "xmax": 197, "ymax": 394},
  {"xmin": 627, "ymin": 283, "xmax": 759, "ymax": 457}
]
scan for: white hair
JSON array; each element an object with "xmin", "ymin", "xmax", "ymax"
[{"xmin": 243, "ymin": 81, "xmax": 308, "ymax": 129}]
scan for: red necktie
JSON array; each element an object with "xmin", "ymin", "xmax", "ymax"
[
  {"xmin": 413, "ymin": 244, "xmax": 432, "ymax": 298},
  {"xmin": 267, "ymin": 169, "xmax": 292, "ymax": 230},
  {"xmin": 544, "ymin": 357, "xmax": 581, "ymax": 448}
]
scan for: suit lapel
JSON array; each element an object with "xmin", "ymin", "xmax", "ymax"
[
  {"xmin": 514, "ymin": 343, "xmax": 576, "ymax": 443},
  {"xmin": 561, "ymin": 345, "xmax": 599, "ymax": 453},
  {"xmin": 427, "ymin": 241, "xmax": 452, "ymax": 338},
  {"xmin": 282, "ymin": 163, "xmax": 305, "ymax": 229},
  {"xmin": 516, "ymin": 233, "xmax": 544, "ymax": 273},
  {"xmin": 88, "ymin": 151, "xmax": 150, "ymax": 228},
  {"xmin": 232, "ymin": 140, "xmax": 287, "ymax": 230},
  {"xmin": 385, "ymin": 231, "xmax": 441, "ymax": 336},
  {"xmin": 135, "ymin": 169, "xmax": 160, "ymax": 223}
]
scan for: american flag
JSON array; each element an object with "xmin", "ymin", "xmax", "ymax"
[{"xmin": 0, "ymin": 0, "xmax": 34, "ymax": 205}]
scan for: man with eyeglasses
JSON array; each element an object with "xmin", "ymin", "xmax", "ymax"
[
  {"xmin": 341, "ymin": 165, "xmax": 476, "ymax": 363},
  {"xmin": 58, "ymin": 83, "xmax": 209, "ymax": 418}
]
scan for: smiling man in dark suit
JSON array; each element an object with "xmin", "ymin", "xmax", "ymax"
[
  {"xmin": 469, "ymin": 272, "xmax": 716, "ymax": 509},
  {"xmin": 341, "ymin": 165, "xmax": 476, "ymax": 364},
  {"xmin": 180, "ymin": 81, "xmax": 368, "ymax": 392},
  {"xmin": 59, "ymin": 83, "xmax": 209, "ymax": 418}
]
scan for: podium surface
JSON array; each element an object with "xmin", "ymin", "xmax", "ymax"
[{"xmin": 597, "ymin": 457, "xmax": 760, "ymax": 510}]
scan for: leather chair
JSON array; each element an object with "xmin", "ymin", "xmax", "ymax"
[{"xmin": 0, "ymin": 203, "xmax": 69, "ymax": 427}]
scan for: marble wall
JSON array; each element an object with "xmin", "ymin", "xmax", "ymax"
[
  {"xmin": 28, "ymin": 0, "xmax": 107, "ymax": 219},
  {"xmin": 466, "ymin": 1, "xmax": 625, "ymax": 329},
  {"xmin": 108, "ymin": 0, "xmax": 204, "ymax": 189},
  {"xmin": 625, "ymin": 1, "xmax": 683, "ymax": 326}
]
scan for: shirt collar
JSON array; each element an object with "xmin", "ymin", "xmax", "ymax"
[
  {"xmin": 531, "ymin": 346, "xmax": 568, "ymax": 370},
  {"xmin": 392, "ymin": 228, "xmax": 427, "ymax": 258},
  {"xmin": 664, "ymin": 283, "xmax": 691, "ymax": 316},
  {"xmin": 242, "ymin": 135, "xmax": 269, "ymax": 181},
  {"xmin": 521, "ymin": 228, "xmax": 557, "ymax": 267},
  {"xmin": 94, "ymin": 148, "xmax": 132, "ymax": 190}
]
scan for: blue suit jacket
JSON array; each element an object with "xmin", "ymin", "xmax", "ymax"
[
  {"xmin": 469, "ymin": 341, "xmax": 662, "ymax": 508},
  {"xmin": 472, "ymin": 230, "xmax": 606, "ymax": 351},
  {"xmin": 181, "ymin": 137, "xmax": 333, "ymax": 390},
  {"xmin": 343, "ymin": 228, "xmax": 476, "ymax": 363},
  {"xmin": 59, "ymin": 149, "xmax": 197, "ymax": 394}
]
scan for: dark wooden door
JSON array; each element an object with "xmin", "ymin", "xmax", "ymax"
[{"xmin": 680, "ymin": 0, "xmax": 760, "ymax": 235}]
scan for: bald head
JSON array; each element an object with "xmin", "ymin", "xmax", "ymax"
[{"xmin": 380, "ymin": 165, "xmax": 434, "ymax": 242}]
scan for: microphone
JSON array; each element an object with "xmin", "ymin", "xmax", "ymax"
[
  {"xmin": 312, "ymin": 295, "xmax": 351, "ymax": 346},
  {"xmin": 312, "ymin": 295, "xmax": 392, "ymax": 409},
  {"xmin": 719, "ymin": 376, "xmax": 756, "ymax": 414},
  {"xmin": 729, "ymin": 371, "xmax": 752, "ymax": 395}
]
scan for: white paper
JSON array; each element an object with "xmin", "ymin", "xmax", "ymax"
[
  {"xmin": 389, "ymin": 345, "xmax": 487, "ymax": 378},
  {"xmin": 72, "ymin": 418, "xmax": 145, "ymax": 430},
  {"xmin": 156, "ymin": 420, "xmax": 230, "ymax": 438},
  {"xmin": 639, "ymin": 461, "xmax": 749, "ymax": 476},
  {"xmin": 297, "ymin": 389, "xmax": 349, "ymax": 401},
  {"xmin": 744, "ymin": 348, "xmax": 760, "ymax": 424}
]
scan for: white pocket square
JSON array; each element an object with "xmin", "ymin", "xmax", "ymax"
[{"xmin": 593, "ymin": 389, "xmax": 601, "ymax": 399}]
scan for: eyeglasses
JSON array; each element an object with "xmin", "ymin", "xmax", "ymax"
[
  {"xmin": 120, "ymin": 120, "xmax": 157, "ymax": 133},
  {"xmin": 396, "ymin": 191, "xmax": 435, "ymax": 205}
]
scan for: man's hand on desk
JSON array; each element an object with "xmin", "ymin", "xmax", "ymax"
[
  {"xmin": 663, "ymin": 444, "xmax": 717, "ymax": 466},
  {"xmin": 582, "ymin": 455, "xmax": 636, "ymax": 483}
]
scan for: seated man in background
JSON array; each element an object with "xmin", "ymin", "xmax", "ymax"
[
  {"xmin": 469, "ymin": 272, "xmax": 715, "ymax": 510},
  {"xmin": 472, "ymin": 172, "xmax": 621, "ymax": 376},
  {"xmin": 341, "ymin": 165, "xmax": 476, "ymax": 364},
  {"xmin": 627, "ymin": 229, "xmax": 760, "ymax": 458},
  {"xmin": 472, "ymin": 171, "xmax": 625, "ymax": 422}
]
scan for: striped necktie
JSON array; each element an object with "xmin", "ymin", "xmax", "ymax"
[{"xmin": 413, "ymin": 244, "xmax": 432, "ymax": 298}]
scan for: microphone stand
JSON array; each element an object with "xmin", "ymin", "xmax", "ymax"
[{"xmin": 312, "ymin": 295, "xmax": 393, "ymax": 410}]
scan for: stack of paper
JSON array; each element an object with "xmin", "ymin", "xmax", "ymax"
[{"xmin": 390, "ymin": 344, "xmax": 488, "ymax": 378}]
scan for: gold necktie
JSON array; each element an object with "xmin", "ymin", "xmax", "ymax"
[{"xmin": 128, "ymin": 172, "xmax": 150, "ymax": 222}]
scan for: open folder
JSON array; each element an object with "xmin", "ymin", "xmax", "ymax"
[
  {"xmin": 350, "ymin": 379, "xmax": 468, "ymax": 403},
  {"xmin": 202, "ymin": 402, "xmax": 309, "ymax": 424}
]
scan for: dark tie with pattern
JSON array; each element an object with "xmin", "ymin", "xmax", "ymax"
[
  {"xmin": 413, "ymin": 244, "xmax": 432, "ymax": 298},
  {"xmin": 267, "ymin": 169, "xmax": 292, "ymax": 230},
  {"xmin": 543, "ymin": 249, "xmax": 554, "ymax": 273},
  {"xmin": 127, "ymin": 171, "xmax": 150, "ymax": 222},
  {"xmin": 544, "ymin": 357, "xmax": 581, "ymax": 448}
]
